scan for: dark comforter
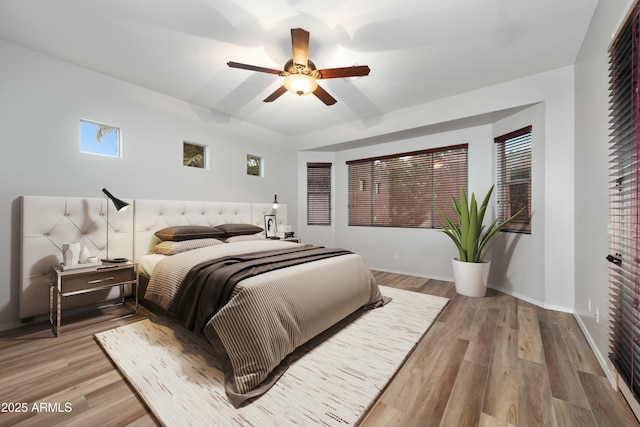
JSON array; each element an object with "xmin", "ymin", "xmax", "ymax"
[{"xmin": 168, "ymin": 244, "xmax": 352, "ymax": 333}]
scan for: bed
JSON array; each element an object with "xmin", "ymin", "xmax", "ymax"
[
  {"xmin": 137, "ymin": 228, "xmax": 386, "ymax": 407},
  {"xmin": 20, "ymin": 196, "xmax": 387, "ymax": 407}
]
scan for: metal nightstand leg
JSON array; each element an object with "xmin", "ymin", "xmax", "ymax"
[{"xmin": 50, "ymin": 284, "xmax": 61, "ymax": 337}]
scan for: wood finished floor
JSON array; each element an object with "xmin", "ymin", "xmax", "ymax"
[{"xmin": 0, "ymin": 271, "xmax": 638, "ymax": 427}]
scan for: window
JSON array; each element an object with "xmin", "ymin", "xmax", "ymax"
[
  {"xmin": 80, "ymin": 119, "xmax": 121, "ymax": 157},
  {"xmin": 307, "ymin": 163, "xmax": 332, "ymax": 225},
  {"xmin": 183, "ymin": 141, "xmax": 207, "ymax": 169},
  {"xmin": 247, "ymin": 154, "xmax": 262, "ymax": 176},
  {"xmin": 347, "ymin": 144, "xmax": 468, "ymax": 228},
  {"xmin": 608, "ymin": 6, "xmax": 640, "ymax": 404},
  {"xmin": 495, "ymin": 126, "xmax": 532, "ymax": 233}
]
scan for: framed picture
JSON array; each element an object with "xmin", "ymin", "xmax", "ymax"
[{"xmin": 264, "ymin": 215, "xmax": 277, "ymax": 238}]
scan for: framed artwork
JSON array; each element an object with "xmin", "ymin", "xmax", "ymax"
[
  {"xmin": 264, "ymin": 215, "xmax": 277, "ymax": 238},
  {"xmin": 183, "ymin": 141, "xmax": 207, "ymax": 169},
  {"xmin": 247, "ymin": 154, "xmax": 263, "ymax": 176}
]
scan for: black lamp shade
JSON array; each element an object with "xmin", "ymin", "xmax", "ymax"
[{"xmin": 102, "ymin": 188, "xmax": 129, "ymax": 212}]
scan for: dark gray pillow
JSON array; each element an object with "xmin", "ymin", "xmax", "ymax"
[
  {"xmin": 215, "ymin": 223, "xmax": 264, "ymax": 237},
  {"xmin": 154, "ymin": 225, "xmax": 225, "ymax": 241}
]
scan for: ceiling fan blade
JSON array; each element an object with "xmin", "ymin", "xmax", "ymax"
[
  {"xmin": 313, "ymin": 85, "xmax": 337, "ymax": 106},
  {"xmin": 317, "ymin": 65, "xmax": 371, "ymax": 79},
  {"xmin": 227, "ymin": 61, "xmax": 282, "ymax": 75},
  {"xmin": 291, "ymin": 28, "xmax": 310, "ymax": 66},
  {"xmin": 263, "ymin": 85, "xmax": 288, "ymax": 102}
]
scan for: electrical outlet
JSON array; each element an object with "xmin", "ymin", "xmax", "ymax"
[
  {"xmin": 595, "ymin": 307, "xmax": 600, "ymax": 324},
  {"xmin": 393, "ymin": 252, "xmax": 399, "ymax": 260},
  {"xmin": 588, "ymin": 298, "xmax": 591, "ymax": 312}
]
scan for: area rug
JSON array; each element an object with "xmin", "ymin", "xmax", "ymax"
[{"xmin": 95, "ymin": 285, "xmax": 448, "ymax": 427}]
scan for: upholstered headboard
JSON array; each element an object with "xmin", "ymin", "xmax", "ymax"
[
  {"xmin": 20, "ymin": 196, "xmax": 134, "ymax": 319},
  {"xmin": 20, "ymin": 196, "xmax": 289, "ymax": 320}
]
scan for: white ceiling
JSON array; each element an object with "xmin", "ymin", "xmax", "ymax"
[{"xmin": 0, "ymin": 0, "xmax": 598, "ymax": 139}]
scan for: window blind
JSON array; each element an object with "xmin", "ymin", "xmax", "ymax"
[
  {"xmin": 608, "ymin": 5, "xmax": 640, "ymax": 402},
  {"xmin": 495, "ymin": 126, "xmax": 532, "ymax": 233},
  {"xmin": 307, "ymin": 162, "xmax": 332, "ymax": 226},
  {"xmin": 346, "ymin": 144, "xmax": 468, "ymax": 228}
]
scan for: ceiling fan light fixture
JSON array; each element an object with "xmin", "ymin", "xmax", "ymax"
[{"xmin": 283, "ymin": 73, "xmax": 317, "ymax": 96}]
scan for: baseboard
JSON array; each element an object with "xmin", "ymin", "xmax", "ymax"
[
  {"xmin": 573, "ymin": 312, "xmax": 617, "ymax": 388},
  {"xmin": 487, "ymin": 284, "xmax": 574, "ymax": 313}
]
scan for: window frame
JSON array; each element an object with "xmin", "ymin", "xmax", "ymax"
[
  {"xmin": 346, "ymin": 144, "xmax": 468, "ymax": 229},
  {"xmin": 306, "ymin": 162, "xmax": 332, "ymax": 226},
  {"xmin": 494, "ymin": 126, "xmax": 532, "ymax": 234},
  {"xmin": 79, "ymin": 119, "xmax": 121, "ymax": 158},
  {"xmin": 608, "ymin": 4, "xmax": 640, "ymax": 403}
]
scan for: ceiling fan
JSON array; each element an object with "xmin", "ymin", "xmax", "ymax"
[{"xmin": 227, "ymin": 28, "xmax": 370, "ymax": 106}]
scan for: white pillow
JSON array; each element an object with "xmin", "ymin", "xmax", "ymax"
[
  {"xmin": 224, "ymin": 233, "xmax": 266, "ymax": 243},
  {"xmin": 151, "ymin": 238, "xmax": 224, "ymax": 255}
]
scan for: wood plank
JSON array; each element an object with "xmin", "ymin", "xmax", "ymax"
[
  {"xmin": 366, "ymin": 321, "xmax": 467, "ymax": 425},
  {"xmin": 482, "ymin": 325, "xmax": 519, "ymax": 425},
  {"xmin": 439, "ymin": 360, "xmax": 489, "ymax": 426},
  {"xmin": 554, "ymin": 311, "xmax": 604, "ymax": 375},
  {"xmin": 517, "ymin": 305, "xmax": 545, "ymax": 364},
  {"xmin": 539, "ymin": 317, "xmax": 591, "ymax": 408},
  {"xmin": 464, "ymin": 306, "xmax": 499, "ymax": 367},
  {"xmin": 553, "ymin": 398, "xmax": 597, "ymax": 427},
  {"xmin": 579, "ymin": 370, "xmax": 639, "ymax": 427},
  {"xmin": 517, "ymin": 358, "xmax": 557, "ymax": 426}
]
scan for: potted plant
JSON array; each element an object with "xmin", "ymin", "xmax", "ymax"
[{"xmin": 438, "ymin": 185, "xmax": 524, "ymax": 297}]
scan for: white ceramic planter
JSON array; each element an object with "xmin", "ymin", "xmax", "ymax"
[{"xmin": 451, "ymin": 258, "xmax": 490, "ymax": 297}]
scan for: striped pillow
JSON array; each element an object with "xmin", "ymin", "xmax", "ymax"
[{"xmin": 152, "ymin": 238, "xmax": 224, "ymax": 255}]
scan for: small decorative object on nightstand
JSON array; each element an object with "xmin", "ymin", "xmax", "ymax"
[{"xmin": 49, "ymin": 262, "xmax": 137, "ymax": 336}]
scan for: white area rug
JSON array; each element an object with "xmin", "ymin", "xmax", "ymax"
[{"xmin": 95, "ymin": 286, "xmax": 448, "ymax": 427}]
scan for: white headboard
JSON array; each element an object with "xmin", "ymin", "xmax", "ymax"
[
  {"xmin": 132, "ymin": 199, "xmax": 287, "ymax": 259},
  {"xmin": 20, "ymin": 196, "xmax": 288, "ymax": 319},
  {"xmin": 20, "ymin": 196, "xmax": 134, "ymax": 319}
]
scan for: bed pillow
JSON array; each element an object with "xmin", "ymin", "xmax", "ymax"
[
  {"xmin": 151, "ymin": 238, "xmax": 224, "ymax": 255},
  {"xmin": 215, "ymin": 223, "xmax": 264, "ymax": 237},
  {"xmin": 224, "ymin": 233, "xmax": 266, "ymax": 243},
  {"xmin": 154, "ymin": 225, "xmax": 225, "ymax": 241}
]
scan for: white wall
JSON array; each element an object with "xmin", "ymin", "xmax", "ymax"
[
  {"xmin": 0, "ymin": 40, "xmax": 298, "ymax": 330},
  {"xmin": 574, "ymin": 0, "xmax": 634, "ymax": 382},
  {"xmin": 299, "ymin": 66, "xmax": 575, "ymax": 311}
]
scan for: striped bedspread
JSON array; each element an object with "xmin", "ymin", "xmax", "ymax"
[{"xmin": 143, "ymin": 240, "xmax": 386, "ymax": 407}]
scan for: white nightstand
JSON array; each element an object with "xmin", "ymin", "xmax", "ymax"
[{"xmin": 49, "ymin": 262, "xmax": 137, "ymax": 336}]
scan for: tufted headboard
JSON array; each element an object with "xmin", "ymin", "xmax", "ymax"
[
  {"xmin": 20, "ymin": 196, "xmax": 134, "ymax": 319},
  {"xmin": 20, "ymin": 196, "xmax": 289, "ymax": 320}
]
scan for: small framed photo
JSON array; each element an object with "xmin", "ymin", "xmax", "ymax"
[{"xmin": 264, "ymin": 215, "xmax": 277, "ymax": 238}]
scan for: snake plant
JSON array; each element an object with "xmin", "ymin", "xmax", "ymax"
[{"xmin": 438, "ymin": 185, "xmax": 525, "ymax": 263}]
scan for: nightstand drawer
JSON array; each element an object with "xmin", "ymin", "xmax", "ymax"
[{"xmin": 60, "ymin": 268, "xmax": 134, "ymax": 294}]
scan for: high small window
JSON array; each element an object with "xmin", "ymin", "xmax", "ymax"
[
  {"xmin": 247, "ymin": 154, "xmax": 263, "ymax": 176},
  {"xmin": 80, "ymin": 119, "xmax": 121, "ymax": 157},
  {"xmin": 495, "ymin": 126, "xmax": 532, "ymax": 233},
  {"xmin": 347, "ymin": 144, "xmax": 468, "ymax": 228},
  {"xmin": 307, "ymin": 163, "xmax": 332, "ymax": 226},
  {"xmin": 183, "ymin": 142, "xmax": 207, "ymax": 169}
]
